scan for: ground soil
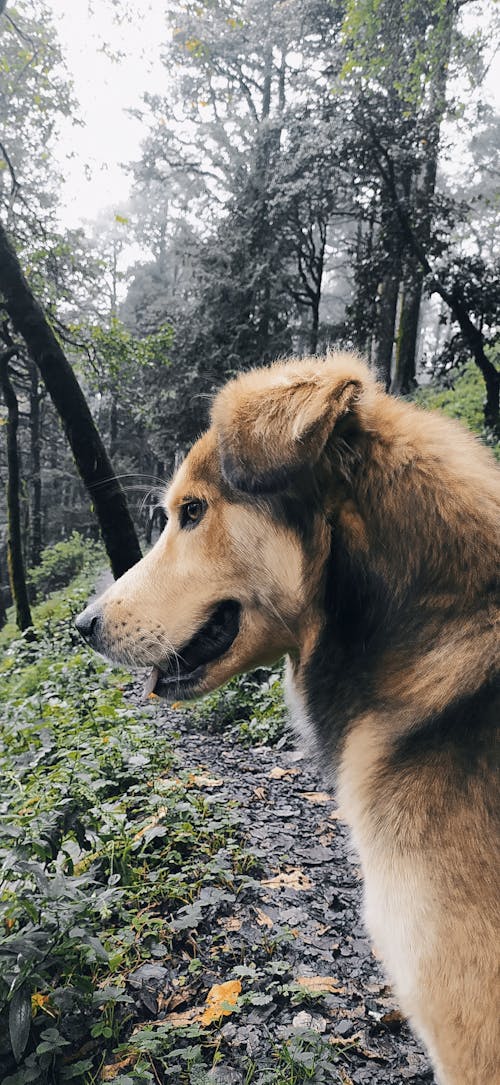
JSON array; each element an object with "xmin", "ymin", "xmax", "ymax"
[{"xmin": 130, "ymin": 689, "xmax": 435, "ymax": 1085}]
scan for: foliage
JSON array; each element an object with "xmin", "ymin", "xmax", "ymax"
[
  {"xmin": 189, "ymin": 667, "xmax": 289, "ymax": 748},
  {"xmin": 0, "ymin": 564, "xmax": 253, "ymax": 1082},
  {"xmin": 414, "ymin": 362, "xmax": 500, "ymax": 458},
  {"xmin": 26, "ymin": 531, "xmax": 102, "ymax": 603}
]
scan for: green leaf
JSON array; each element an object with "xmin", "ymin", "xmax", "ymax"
[{"xmin": 9, "ymin": 986, "xmax": 31, "ymax": 1063}]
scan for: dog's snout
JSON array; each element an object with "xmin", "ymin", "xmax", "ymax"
[{"xmin": 75, "ymin": 603, "xmax": 103, "ymax": 646}]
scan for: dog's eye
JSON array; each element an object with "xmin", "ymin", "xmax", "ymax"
[{"xmin": 180, "ymin": 499, "xmax": 206, "ymax": 529}]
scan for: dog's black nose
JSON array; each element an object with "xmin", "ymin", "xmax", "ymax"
[{"xmin": 75, "ymin": 603, "xmax": 102, "ymax": 646}]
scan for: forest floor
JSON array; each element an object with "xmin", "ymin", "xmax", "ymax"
[
  {"xmin": 117, "ymin": 684, "xmax": 433, "ymax": 1085},
  {"xmin": 0, "ymin": 560, "xmax": 434, "ymax": 1085}
]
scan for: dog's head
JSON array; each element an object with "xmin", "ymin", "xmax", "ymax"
[{"xmin": 76, "ymin": 355, "xmax": 373, "ymax": 700}]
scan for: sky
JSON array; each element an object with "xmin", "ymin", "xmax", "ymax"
[
  {"xmin": 48, "ymin": 0, "xmax": 167, "ymax": 228},
  {"xmin": 47, "ymin": 0, "xmax": 500, "ymax": 233}
]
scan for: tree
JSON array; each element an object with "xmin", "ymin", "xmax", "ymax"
[
  {"xmin": 0, "ymin": 346, "xmax": 32, "ymax": 630},
  {"xmin": 339, "ymin": 0, "xmax": 500, "ymax": 428},
  {"xmin": 0, "ymin": 223, "xmax": 142, "ymax": 577}
]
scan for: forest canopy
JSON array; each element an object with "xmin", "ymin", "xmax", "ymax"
[{"xmin": 0, "ymin": 0, "xmax": 499, "ymax": 613}]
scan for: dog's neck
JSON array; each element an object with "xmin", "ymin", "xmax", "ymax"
[{"xmin": 290, "ymin": 418, "xmax": 499, "ymax": 764}]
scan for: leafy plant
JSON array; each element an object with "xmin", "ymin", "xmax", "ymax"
[
  {"xmin": 189, "ymin": 668, "xmax": 289, "ymax": 748},
  {"xmin": 0, "ymin": 559, "xmax": 253, "ymax": 1082},
  {"xmin": 26, "ymin": 532, "xmax": 103, "ymax": 603}
]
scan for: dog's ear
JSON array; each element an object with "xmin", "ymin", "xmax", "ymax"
[{"xmin": 211, "ymin": 357, "xmax": 369, "ymax": 494}]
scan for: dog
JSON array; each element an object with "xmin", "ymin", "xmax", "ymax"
[{"xmin": 76, "ymin": 353, "xmax": 500, "ymax": 1085}]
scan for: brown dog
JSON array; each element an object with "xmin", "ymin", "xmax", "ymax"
[{"xmin": 77, "ymin": 354, "xmax": 500, "ymax": 1085}]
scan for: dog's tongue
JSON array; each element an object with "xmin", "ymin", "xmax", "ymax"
[{"xmin": 143, "ymin": 666, "xmax": 160, "ymax": 699}]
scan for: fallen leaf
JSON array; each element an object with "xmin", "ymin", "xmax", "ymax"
[
  {"xmin": 329, "ymin": 1030, "xmax": 362, "ymax": 1047},
  {"xmin": 253, "ymin": 786, "xmax": 267, "ymax": 800},
  {"xmin": 299, "ymin": 791, "xmax": 333, "ymax": 805},
  {"xmin": 162, "ymin": 1006, "xmax": 203, "ymax": 1026},
  {"xmin": 296, "ymin": 975, "xmax": 346, "ymax": 994},
  {"xmin": 101, "ymin": 1054, "xmax": 139, "ymax": 1080},
  {"xmin": 380, "ymin": 1008, "xmax": 405, "ymax": 1028},
  {"xmin": 316, "ymin": 831, "xmax": 335, "ymax": 845},
  {"xmin": 269, "ymin": 766, "xmax": 300, "ymax": 779},
  {"xmin": 254, "ymin": 907, "xmax": 273, "ymax": 928},
  {"xmin": 218, "ymin": 916, "xmax": 242, "ymax": 932},
  {"xmin": 200, "ymin": 979, "xmax": 242, "ymax": 1025},
  {"xmin": 189, "ymin": 772, "xmax": 224, "ymax": 788},
  {"xmin": 262, "ymin": 868, "xmax": 313, "ymax": 891},
  {"xmin": 133, "ymin": 806, "xmax": 167, "ymax": 841}
]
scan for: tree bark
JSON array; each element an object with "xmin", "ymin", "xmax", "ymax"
[
  {"xmin": 29, "ymin": 360, "xmax": 43, "ymax": 565},
  {"xmin": 372, "ymin": 211, "xmax": 401, "ymax": 389},
  {"xmin": 393, "ymin": 3, "xmax": 454, "ymax": 393},
  {"xmin": 393, "ymin": 258, "xmax": 422, "ymax": 394},
  {"xmin": 365, "ymin": 126, "xmax": 500, "ymax": 433},
  {"xmin": 0, "ymin": 223, "xmax": 142, "ymax": 577},
  {"xmin": 0, "ymin": 349, "xmax": 33, "ymax": 631}
]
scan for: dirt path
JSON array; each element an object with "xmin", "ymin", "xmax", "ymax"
[{"xmin": 133, "ymin": 691, "xmax": 433, "ymax": 1085}]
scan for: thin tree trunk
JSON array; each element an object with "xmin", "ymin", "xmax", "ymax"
[
  {"xmin": 373, "ymin": 225, "xmax": 401, "ymax": 389},
  {"xmin": 394, "ymin": 0, "xmax": 453, "ymax": 392},
  {"xmin": 393, "ymin": 259, "xmax": 423, "ymax": 393},
  {"xmin": 109, "ymin": 393, "xmax": 118, "ymax": 460},
  {"xmin": 29, "ymin": 360, "xmax": 43, "ymax": 565},
  {"xmin": 0, "ymin": 223, "xmax": 142, "ymax": 577},
  {"xmin": 0, "ymin": 349, "xmax": 32, "ymax": 631}
]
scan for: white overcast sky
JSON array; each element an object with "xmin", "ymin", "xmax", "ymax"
[
  {"xmin": 48, "ymin": 0, "xmax": 168, "ymax": 228},
  {"xmin": 47, "ymin": 0, "xmax": 500, "ymax": 232}
]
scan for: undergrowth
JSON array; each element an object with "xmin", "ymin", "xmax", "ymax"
[
  {"xmin": 414, "ymin": 362, "xmax": 500, "ymax": 459},
  {"xmin": 0, "ymin": 567, "xmax": 256, "ymax": 1084},
  {"xmin": 188, "ymin": 668, "xmax": 289, "ymax": 749}
]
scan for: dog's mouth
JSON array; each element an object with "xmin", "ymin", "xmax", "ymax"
[{"xmin": 144, "ymin": 599, "xmax": 241, "ymax": 699}]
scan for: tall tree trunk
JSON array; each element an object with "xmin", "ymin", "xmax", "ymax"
[
  {"xmin": 29, "ymin": 360, "xmax": 43, "ymax": 565},
  {"xmin": 0, "ymin": 223, "xmax": 142, "ymax": 577},
  {"xmin": 393, "ymin": 0, "xmax": 454, "ymax": 393},
  {"xmin": 0, "ymin": 349, "xmax": 32, "ymax": 631},
  {"xmin": 372, "ymin": 220, "xmax": 401, "ymax": 389},
  {"xmin": 109, "ymin": 393, "xmax": 118, "ymax": 460},
  {"xmin": 393, "ymin": 258, "xmax": 423, "ymax": 393}
]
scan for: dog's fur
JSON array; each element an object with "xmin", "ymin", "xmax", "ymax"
[{"xmin": 79, "ymin": 354, "xmax": 500, "ymax": 1085}]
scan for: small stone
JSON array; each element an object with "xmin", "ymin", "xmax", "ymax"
[{"xmin": 292, "ymin": 1011, "xmax": 327, "ymax": 1033}]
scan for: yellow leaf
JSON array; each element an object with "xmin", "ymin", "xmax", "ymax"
[
  {"xmin": 296, "ymin": 975, "xmax": 345, "ymax": 994},
  {"xmin": 31, "ymin": 992, "xmax": 54, "ymax": 1017},
  {"xmin": 299, "ymin": 791, "xmax": 333, "ymax": 805},
  {"xmin": 261, "ymin": 868, "xmax": 313, "ymax": 891},
  {"xmin": 200, "ymin": 979, "xmax": 241, "ymax": 1026}
]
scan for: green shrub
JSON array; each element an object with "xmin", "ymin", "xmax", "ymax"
[
  {"xmin": 27, "ymin": 532, "xmax": 102, "ymax": 602},
  {"xmin": 414, "ymin": 363, "xmax": 500, "ymax": 459},
  {"xmin": 189, "ymin": 667, "xmax": 289, "ymax": 747}
]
